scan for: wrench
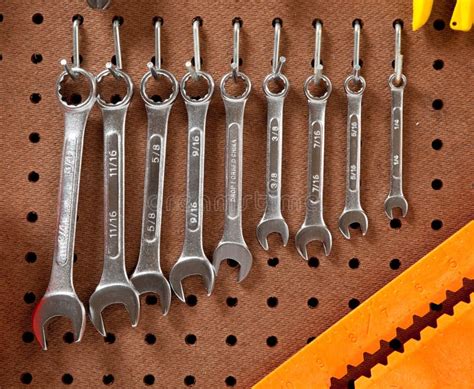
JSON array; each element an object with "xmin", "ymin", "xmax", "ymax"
[
  {"xmin": 384, "ymin": 74, "xmax": 408, "ymax": 219},
  {"xmin": 256, "ymin": 73, "xmax": 290, "ymax": 250},
  {"xmin": 212, "ymin": 72, "xmax": 253, "ymax": 282},
  {"xmin": 89, "ymin": 68, "xmax": 140, "ymax": 336},
  {"xmin": 295, "ymin": 75, "xmax": 333, "ymax": 259},
  {"xmin": 169, "ymin": 71, "xmax": 216, "ymax": 302},
  {"xmin": 32, "ymin": 68, "xmax": 96, "ymax": 350},
  {"xmin": 130, "ymin": 68, "xmax": 179, "ymax": 315},
  {"xmin": 338, "ymin": 75, "xmax": 369, "ymax": 239}
]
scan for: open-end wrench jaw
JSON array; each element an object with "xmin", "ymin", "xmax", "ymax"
[
  {"xmin": 338, "ymin": 209, "xmax": 368, "ymax": 240},
  {"xmin": 32, "ymin": 293, "xmax": 86, "ymax": 350},
  {"xmin": 384, "ymin": 195, "xmax": 408, "ymax": 220},
  {"xmin": 213, "ymin": 242, "xmax": 252, "ymax": 283},
  {"xmin": 169, "ymin": 257, "xmax": 215, "ymax": 302},
  {"xmin": 89, "ymin": 283, "xmax": 140, "ymax": 336},
  {"xmin": 295, "ymin": 223, "xmax": 332, "ymax": 259},
  {"xmin": 256, "ymin": 217, "xmax": 289, "ymax": 251},
  {"xmin": 130, "ymin": 272, "xmax": 172, "ymax": 315}
]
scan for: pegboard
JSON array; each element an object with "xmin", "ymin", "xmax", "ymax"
[{"xmin": 0, "ymin": 0, "xmax": 473, "ymax": 388}]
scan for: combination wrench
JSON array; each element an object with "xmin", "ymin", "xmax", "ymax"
[
  {"xmin": 213, "ymin": 71, "xmax": 253, "ymax": 282},
  {"xmin": 89, "ymin": 20, "xmax": 140, "ymax": 335},
  {"xmin": 295, "ymin": 75, "xmax": 333, "ymax": 258},
  {"xmin": 130, "ymin": 19, "xmax": 178, "ymax": 315},
  {"xmin": 32, "ymin": 19, "xmax": 96, "ymax": 350},
  {"xmin": 32, "ymin": 68, "xmax": 96, "ymax": 350},
  {"xmin": 384, "ymin": 22, "xmax": 408, "ymax": 219},
  {"xmin": 338, "ymin": 21, "xmax": 368, "ymax": 239},
  {"xmin": 169, "ymin": 71, "xmax": 216, "ymax": 302}
]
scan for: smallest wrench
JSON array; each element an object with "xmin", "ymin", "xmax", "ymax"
[
  {"xmin": 384, "ymin": 74, "xmax": 408, "ymax": 219},
  {"xmin": 295, "ymin": 75, "xmax": 333, "ymax": 259}
]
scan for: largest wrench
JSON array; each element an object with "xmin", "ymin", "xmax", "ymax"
[
  {"xmin": 169, "ymin": 71, "xmax": 216, "ymax": 302},
  {"xmin": 32, "ymin": 67, "xmax": 96, "ymax": 350}
]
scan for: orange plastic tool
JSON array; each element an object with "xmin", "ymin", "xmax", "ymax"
[
  {"xmin": 355, "ymin": 294, "xmax": 474, "ymax": 388},
  {"xmin": 253, "ymin": 221, "xmax": 474, "ymax": 388}
]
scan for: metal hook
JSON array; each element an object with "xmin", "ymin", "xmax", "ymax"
[
  {"xmin": 394, "ymin": 21, "xmax": 403, "ymax": 85},
  {"xmin": 231, "ymin": 19, "xmax": 241, "ymax": 81},
  {"xmin": 272, "ymin": 19, "xmax": 286, "ymax": 76},
  {"xmin": 61, "ymin": 18, "xmax": 81, "ymax": 80},
  {"xmin": 352, "ymin": 20, "xmax": 361, "ymax": 82},
  {"xmin": 147, "ymin": 17, "xmax": 162, "ymax": 80},
  {"xmin": 313, "ymin": 20, "xmax": 323, "ymax": 84},
  {"xmin": 185, "ymin": 18, "xmax": 202, "ymax": 80},
  {"xmin": 107, "ymin": 18, "xmax": 123, "ymax": 79}
]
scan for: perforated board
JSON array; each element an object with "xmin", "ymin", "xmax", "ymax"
[{"xmin": 0, "ymin": 0, "xmax": 473, "ymax": 388}]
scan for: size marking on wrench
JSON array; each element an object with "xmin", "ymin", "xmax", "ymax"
[
  {"xmin": 256, "ymin": 73, "xmax": 290, "ymax": 251},
  {"xmin": 213, "ymin": 71, "xmax": 253, "ymax": 282},
  {"xmin": 32, "ymin": 67, "xmax": 96, "ymax": 350},
  {"xmin": 169, "ymin": 71, "xmax": 215, "ymax": 302},
  {"xmin": 338, "ymin": 76, "xmax": 369, "ymax": 239},
  {"xmin": 384, "ymin": 74, "xmax": 408, "ymax": 219},
  {"xmin": 295, "ymin": 75, "xmax": 333, "ymax": 259},
  {"xmin": 131, "ymin": 67, "xmax": 178, "ymax": 315},
  {"xmin": 89, "ymin": 66, "xmax": 140, "ymax": 336}
]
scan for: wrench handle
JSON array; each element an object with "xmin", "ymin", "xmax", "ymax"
[
  {"xmin": 135, "ymin": 106, "xmax": 172, "ymax": 273},
  {"xmin": 265, "ymin": 95, "xmax": 285, "ymax": 217},
  {"xmin": 101, "ymin": 107, "xmax": 129, "ymax": 281},
  {"xmin": 182, "ymin": 101, "xmax": 209, "ymax": 255},
  {"xmin": 222, "ymin": 98, "xmax": 247, "ymax": 234},
  {"xmin": 389, "ymin": 81, "xmax": 405, "ymax": 196},
  {"xmin": 345, "ymin": 90, "xmax": 364, "ymax": 209},
  {"xmin": 49, "ymin": 110, "xmax": 91, "ymax": 292},
  {"xmin": 306, "ymin": 99, "xmax": 328, "ymax": 225}
]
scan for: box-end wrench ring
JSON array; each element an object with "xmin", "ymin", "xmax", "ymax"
[
  {"xmin": 89, "ymin": 67, "xmax": 140, "ymax": 336},
  {"xmin": 130, "ymin": 68, "xmax": 179, "ymax": 315},
  {"xmin": 257, "ymin": 72, "xmax": 290, "ymax": 251},
  {"xmin": 169, "ymin": 71, "xmax": 216, "ymax": 302},
  {"xmin": 33, "ymin": 68, "xmax": 96, "ymax": 350},
  {"xmin": 213, "ymin": 71, "xmax": 253, "ymax": 282},
  {"xmin": 295, "ymin": 74, "xmax": 333, "ymax": 259}
]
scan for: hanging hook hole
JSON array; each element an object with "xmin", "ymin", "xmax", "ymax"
[
  {"xmin": 192, "ymin": 16, "xmax": 203, "ymax": 26},
  {"xmin": 112, "ymin": 16, "xmax": 124, "ymax": 25},
  {"xmin": 311, "ymin": 58, "xmax": 324, "ymax": 68},
  {"xmin": 351, "ymin": 59, "xmax": 363, "ymax": 68},
  {"xmin": 352, "ymin": 18, "xmax": 363, "ymax": 28},
  {"xmin": 272, "ymin": 17, "xmax": 283, "ymax": 27},
  {"xmin": 393, "ymin": 19, "xmax": 404, "ymax": 29},
  {"xmin": 151, "ymin": 55, "xmax": 164, "ymax": 66},
  {"xmin": 232, "ymin": 17, "xmax": 243, "ymax": 27},
  {"xmin": 191, "ymin": 56, "xmax": 204, "ymax": 67},
  {"xmin": 72, "ymin": 14, "xmax": 84, "ymax": 25},
  {"xmin": 153, "ymin": 16, "xmax": 164, "ymax": 26},
  {"xmin": 312, "ymin": 18, "xmax": 323, "ymax": 28},
  {"xmin": 230, "ymin": 57, "xmax": 243, "ymax": 66}
]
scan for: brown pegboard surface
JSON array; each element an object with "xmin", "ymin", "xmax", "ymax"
[{"xmin": 0, "ymin": 0, "xmax": 473, "ymax": 388}]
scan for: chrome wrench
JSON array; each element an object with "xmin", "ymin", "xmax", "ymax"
[
  {"xmin": 169, "ymin": 71, "xmax": 216, "ymax": 302},
  {"xmin": 89, "ymin": 65, "xmax": 140, "ymax": 336},
  {"xmin": 32, "ymin": 68, "xmax": 96, "ymax": 350},
  {"xmin": 384, "ymin": 75, "xmax": 408, "ymax": 219},
  {"xmin": 338, "ymin": 75, "xmax": 369, "ymax": 239},
  {"xmin": 213, "ymin": 71, "xmax": 253, "ymax": 282},
  {"xmin": 295, "ymin": 75, "xmax": 333, "ymax": 258},
  {"xmin": 130, "ymin": 66, "xmax": 179, "ymax": 315},
  {"xmin": 256, "ymin": 72, "xmax": 290, "ymax": 250}
]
